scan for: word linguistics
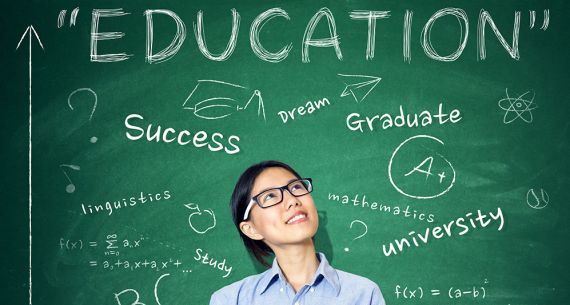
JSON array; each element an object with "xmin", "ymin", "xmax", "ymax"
[
  {"xmin": 328, "ymin": 192, "xmax": 435, "ymax": 223},
  {"xmin": 124, "ymin": 114, "xmax": 240, "ymax": 154},
  {"xmin": 194, "ymin": 248, "xmax": 233, "ymax": 278},
  {"xmin": 278, "ymin": 97, "xmax": 331, "ymax": 123},
  {"xmin": 382, "ymin": 207, "xmax": 505, "ymax": 256},
  {"xmin": 81, "ymin": 190, "xmax": 171, "ymax": 216},
  {"xmin": 347, "ymin": 103, "xmax": 461, "ymax": 132}
]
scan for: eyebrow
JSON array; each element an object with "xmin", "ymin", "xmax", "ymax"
[{"xmin": 254, "ymin": 178, "xmax": 299, "ymax": 195}]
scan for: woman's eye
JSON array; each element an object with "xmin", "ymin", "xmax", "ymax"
[
  {"xmin": 290, "ymin": 182, "xmax": 305, "ymax": 191},
  {"xmin": 262, "ymin": 193, "xmax": 275, "ymax": 202}
]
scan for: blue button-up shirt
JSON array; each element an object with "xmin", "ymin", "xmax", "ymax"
[{"xmin": 210, "ymin": 253, "xmax": 385, "ymax": 305}]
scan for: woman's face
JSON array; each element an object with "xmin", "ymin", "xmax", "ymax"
[{"xmin": 241, "ymin": 167, "xmax": 319, "ymax": 249}]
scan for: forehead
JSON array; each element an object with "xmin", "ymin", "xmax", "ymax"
[{"xmin": 251, "ymin": 167, "xmax": 297, "ymax": 195}]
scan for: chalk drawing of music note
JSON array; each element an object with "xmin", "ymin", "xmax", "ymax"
[{"xmin": 59, "ymin": 164, "xmax": 80, "ymax": 193}]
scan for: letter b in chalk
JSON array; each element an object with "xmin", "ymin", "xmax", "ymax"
[{"xmin": 114, "ymin": 273, "xmax": 170, "ymax": 305}]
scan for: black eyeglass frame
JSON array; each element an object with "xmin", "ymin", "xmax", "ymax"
[{"xmin": 243, "ymin": 178, "xmax": 313, "ymax": 220}]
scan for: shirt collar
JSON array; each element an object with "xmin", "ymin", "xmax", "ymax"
[
  {"xmin": 256, "ymin": 255, "xmax": 286, "ymax": 295},
  {"xmin": 256, "ymin": 252, "xmax": 340, "ymax": 296}
]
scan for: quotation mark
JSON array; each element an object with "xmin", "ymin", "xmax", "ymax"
[
  {"xmin": 529, "ymin": 9, "xmax": 549, "ymax": 30},
  {"xmin": 57, "ymin": 8, "xmax": 80, "ymax": 28}
]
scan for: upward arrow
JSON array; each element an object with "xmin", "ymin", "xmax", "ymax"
[{"xmin": 16, "ymin": 25, "xmax": 44, "ymax": 305}]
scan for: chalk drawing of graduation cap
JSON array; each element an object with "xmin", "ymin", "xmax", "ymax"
[
  {"xmin": 182, "ymin": 80, "xmax": 266, "ymax": 121},
  {"xmin": 338, "ymin": 74, "xmax": 381, "ymax": 103}
]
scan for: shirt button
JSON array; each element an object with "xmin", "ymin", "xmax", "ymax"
[
  {"xmin": 310, "ymin": 288, "xmax": 315, "ymax": 292},
  {"xmin": 294, "ymin": 302, "xmax": 300, "ymax": 305},
  {"xmin": 280, "ymin": 287, "xmax": 284, "ymax": 293}
]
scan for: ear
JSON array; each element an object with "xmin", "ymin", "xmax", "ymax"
[{"xmin": 240, "ymin": 221, "xmax": 264, "ymax": 241}]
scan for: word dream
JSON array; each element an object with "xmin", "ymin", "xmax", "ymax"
[{"xmin": 86, "ymin": 7, "xmax": 548, "ymax": 63}]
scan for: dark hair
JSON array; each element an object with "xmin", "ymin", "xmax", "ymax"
[{"xmin": 230, "ymin": 160, "xmax": 302, "ymax": 267}]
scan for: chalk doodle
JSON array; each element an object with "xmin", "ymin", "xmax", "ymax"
[
  {"xmin": 528, "ymin": 9, "xmax": 550, "ymax": 30},
  {"xmin": 57, "ymin": 8, "xmax": 79, "ymax": 28},
  {"xmin": 59, "ymin": 164, "xmax": 80, "ymax": 193},
  {"xmin": 388, "ymin": 135, "xmax": 456, "ymax": 199},
  {"xmin": 184, "ymin": 203, "xmax": 216, "ymax": 234},
  {"xmin": 526, "ymin": 188, "xmax": 549, "ymax": 209},
  {"xmin": 68, "ymin": 87, "xmax": 98, "ymax": 143},
  {"xmin": 114, "ymin": 273, "xmax": 170, "ymax": 305},
  {"xmin": 497, "ymin": 89, "xmax": 537, "ymax": 124},
  {"xmin": 344, "ymin": 219, "xmax": 368, "ymax": 252},
  {"xmin": 182, "ymin": 80, "xmax": 265, "ymax": 121},
  {"xmin": 68, "ymin": 88, "xmax": 97, "ymax": 121},
  {"xmin": 338, "ymin": 74, "xmax": 381, "ymax": 103}
]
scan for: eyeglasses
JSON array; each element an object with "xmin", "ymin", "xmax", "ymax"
[{"xmin": 243, "ymin": 178, "xmax": 313, "ymax": 220}]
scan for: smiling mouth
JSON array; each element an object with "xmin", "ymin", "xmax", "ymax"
[{"xmin": 286, "ymin": 213, "xmax": 307, "ymax": 224}]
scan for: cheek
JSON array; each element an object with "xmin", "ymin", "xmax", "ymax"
[
  {"xmin": 306, "ymin": 199, "xmax": 319, "ymax": 228},
  {"xmin": 252, "ymin": 209, "xmax": 283, "ymax": 230},
  {"xmin": 304, "ymin": 197, "xmax": 318, "ymax": 213}
]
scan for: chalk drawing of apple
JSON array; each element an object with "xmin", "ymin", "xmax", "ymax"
[{"xmin": 185, "ymin": 203, "xmax": 216, "ymax": 234}]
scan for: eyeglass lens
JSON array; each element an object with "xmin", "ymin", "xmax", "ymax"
[{"xmin": 257, "ymin": 179, "xmax": 311, "ymax": 207}]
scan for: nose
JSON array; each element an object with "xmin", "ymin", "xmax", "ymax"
[{"xmin": 283, "ymin": 189, "xmax": 301, "ymax": 210}]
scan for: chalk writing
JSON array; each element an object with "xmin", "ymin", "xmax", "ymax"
[
  {"xmin": 382, "ymin": 207, "xmax": 505, "ymax": 256},
  {"xmin": 124, "ymin": 114, "xmax": 241, "ymax": 154},
  {"xmin": 85, "ymin": 7, "xmax": 550, "ymax": 63},
  {"xmin": 57, "ymin": 8, "xmax": 79, "ymax": 28},
  {"xmin": 194, "ymin": 248, "xmax": 233, "ymax": 278},
  {"xmin": 327, "ymin": 192, "xmax": 436, "ymax": 223},
  {"xmin": 345, "ymin": 220, "xmax": 368, "ymax": 252},
  {"xmin": 114, "ymin": 273, "xmax": 169, "ymax": 305},
  {"xmin": 67, "ymin": 87, "xmax": 99, "ymax": 143},
  {"xmin": 58, "ymin": 233, "xmax": 146, "ymax": 255},
  {"xmin": 277, "ymin": 97, "xmax": 331, "ymax": 124},
  {"xmin": 98, "ymin": 258, "xmax": 184, "ymax": 272},
  {"xmin": 80, "ymin": 190, "xmax": 172, "ymax": 216},
  {"xmin": 388, "ymin": 135, "xmax": 456, "ymax": 199},
  {"xmin": 394, "ymin": 283, "xmax": 487, "ymax": 300},
  {"xmin": 346, "ymin": 103, "xmax": 461, "ymax": 132}
]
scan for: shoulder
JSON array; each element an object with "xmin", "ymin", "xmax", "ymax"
[
  {"xmin": 334, "ymin": 268, "xmax": 385, "ymax": 304},
  {"xmin": 209, "ymin": 271, "xmax": 269, "ymax": 305},
  {"xmin": 336, "ymin": 268, "xmax": 380, "ymax": 290}
]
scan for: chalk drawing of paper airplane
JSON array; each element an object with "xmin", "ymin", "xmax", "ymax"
[
  {"xmin": 182, "ymin": 80, "xmax": 266, "ymax": 121},
  {"xmin": 338, "ymin": 74, "xmax": 381, "ymax": 103}
]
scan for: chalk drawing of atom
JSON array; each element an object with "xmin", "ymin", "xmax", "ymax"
[{"xmin": 498, "ymin": 89, "xmax": 537, "ymax": 124}]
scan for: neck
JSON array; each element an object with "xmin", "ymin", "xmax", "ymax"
[{"xmin": 272, "ymin": 240, "xmax": 319, "ymax": 293}]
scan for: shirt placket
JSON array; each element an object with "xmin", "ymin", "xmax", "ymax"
[{"xmin": 290, "ymin": 284, "xmax": 315, "ymax": 305}]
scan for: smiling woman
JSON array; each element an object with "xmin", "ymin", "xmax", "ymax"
[{"xmin": 209, "ymin": 160, "xmax": 386, "ymax": 305}]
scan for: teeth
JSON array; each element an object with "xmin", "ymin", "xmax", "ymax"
[{"xmin": 287, "ymin": 214, "xmax": 306, "ymax": 224}]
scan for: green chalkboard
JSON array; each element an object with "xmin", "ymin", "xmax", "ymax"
[{"xmin": 3, "ymin": 0, "xmax": 569, "ymax": 304}]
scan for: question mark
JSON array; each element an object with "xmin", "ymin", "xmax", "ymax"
[
  {"xmin": 344, "ymin": 220, "xmax": 368, "ymax": 252},
  {"xmin": 68, "ymin": 87, "xmax": 98, "ymax": 143}
]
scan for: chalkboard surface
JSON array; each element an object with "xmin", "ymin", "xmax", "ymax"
[{"xmin": 3, "ymin": 0, "xmax": 569, "ymax": 305}]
